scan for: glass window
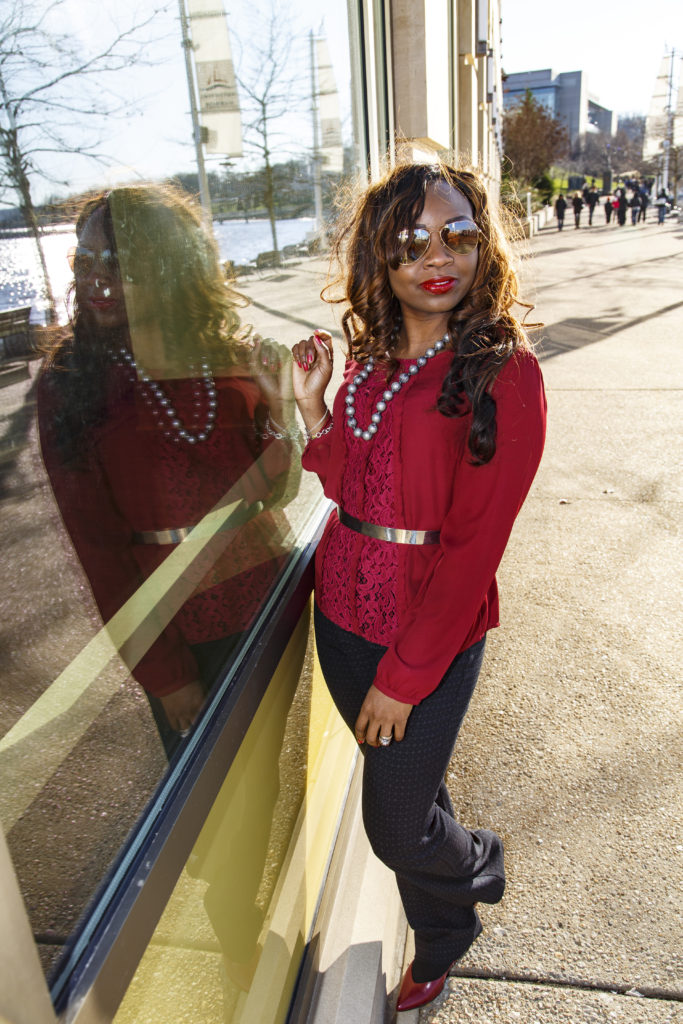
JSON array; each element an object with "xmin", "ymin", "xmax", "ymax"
[
  {"xmin": 0, "ymin": 0, "xmax": 362, "ymax": 988},
  {"xmin": 112, "ymin": 606, "xmax": 356, "ymax": 1024}
]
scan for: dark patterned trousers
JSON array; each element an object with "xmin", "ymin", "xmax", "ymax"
[{"xmin": 314, "ymin": 605, "xmax": 505, "ymax": 980}]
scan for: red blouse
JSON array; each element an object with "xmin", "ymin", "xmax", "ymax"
[
  {"xmin": 303, "ymin": 348, "xmax": 546, "ymax": 704},
  {"xmin": 38, "ymin": 365, "xmax": 294, "ymax": 697}
]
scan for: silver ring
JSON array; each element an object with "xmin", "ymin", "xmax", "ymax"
[
  {"xmin": 379, "ymin": 735, "xmax": 392, "ymax": 746},
  {"xmin": 178, "ymin": 729, "xmax": 191, "ymax": 738}
]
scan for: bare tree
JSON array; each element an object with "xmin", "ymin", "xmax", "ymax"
[
  {"xmin": 503, "ymin": 90, "xmax": 569, "ymax": 185},
  {"xmin": 234, "ymin": 1, "xmax": 305, "ymax": 255},
  {"xmin": 0, "ymin": 0, "xmax": 164, "ymax": 322}
]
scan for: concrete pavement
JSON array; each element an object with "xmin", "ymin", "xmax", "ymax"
[{"xmin": 405, "ymin": 217, "xmax": 683, "ymax": 1022}]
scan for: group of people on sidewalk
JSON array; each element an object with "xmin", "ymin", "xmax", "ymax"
[{"xmin": 554, "ymin": 183, "xmax": 671, "ymax": 230}]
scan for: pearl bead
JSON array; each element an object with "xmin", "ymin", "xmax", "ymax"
[
  {"xmin": 344, "ymin": 331, "xmax": 448, "ymax": 443},
  {"xmin": 108, "ymin": 345, "xmax": 216, "ymax": 444}
]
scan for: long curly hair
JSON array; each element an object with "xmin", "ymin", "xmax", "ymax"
[
  {"xmin": 41, "ymin": 182, "xmax": 249, "ymax": 464},
  {"xmin": 326, "ymin": 160, "xmax": 536, "ymax": 464}
]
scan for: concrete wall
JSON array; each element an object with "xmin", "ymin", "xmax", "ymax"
[{"xmin": 388, "ymin": 0, "xmax": 502, "ymax": 188}]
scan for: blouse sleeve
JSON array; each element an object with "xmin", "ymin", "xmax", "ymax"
[
  {"xmin": 373, "ymin": 353, "xmax": 547, "ymax": 704},
  {"xmin": 300, "ymin": 360, "xmax": 355, "ymax": 486},
  {"xmin": 301, "ymin": 430, "xmax": 334, "ymax": 485}
]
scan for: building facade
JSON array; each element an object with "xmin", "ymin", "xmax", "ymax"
[{"xmin": 503, "ymin": 67, "xmax": 616, "ymax": 143}]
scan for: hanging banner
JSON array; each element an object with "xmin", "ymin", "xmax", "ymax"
[
  {"xmin": 673, "ymin": 79, "xmax": 683, "ymax": 150},
  {"xmin": 315, "ymin": 37, "xmax": 343, "ymax": 173},
  {"xmin": 643, "ymin": 56, "xmax": 670, "ymax": 160},
  {"xmin": 188, "ymin": 0, "xmax": 242, "ymax": 156}
]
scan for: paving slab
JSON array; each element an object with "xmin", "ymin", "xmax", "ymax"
[
  {"xmin": 415, "ymin": 976, "xmax": 681, "ymax": 1023},
  {"xmin": 415, "ymin": 219, "xmax": 683, "ymax": 1022}
]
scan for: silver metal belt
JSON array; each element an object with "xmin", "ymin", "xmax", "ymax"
[
  {"xmin": 338, "ymin": 507, "xmax": 440, "ymax": 545},
  {"xmin": 132, "ymin": 501, "xmax": 263, "ymax": 545},
  {"xmin": 132, "ymin": 526, "xmax": 195, "ymax": 545}
]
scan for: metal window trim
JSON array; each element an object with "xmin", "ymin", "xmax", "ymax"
[{"xmin": 51, "ymin": 501, "xmax": 334, "ymax": 1023}]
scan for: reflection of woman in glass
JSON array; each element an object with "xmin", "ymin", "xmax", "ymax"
[
  {"xmin": 292, "ymin": 163, "xmax": 546, "ymax": 1013},
  {"xmin": 38, "ymin": 183, "xmax": 296, "ymax": 756}
]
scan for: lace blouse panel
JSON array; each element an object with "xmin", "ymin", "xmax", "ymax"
[{"xmin": 318, "ymin": 365, "xmax": 400, "ymax": 645}]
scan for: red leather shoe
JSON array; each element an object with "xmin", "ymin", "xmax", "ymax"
[{"xmin": 396, "ymin": 961, "xmax": 450, "ymax": 1012}]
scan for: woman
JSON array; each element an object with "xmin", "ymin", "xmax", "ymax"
[
  {"xmin": 38, "ymin": 183, "xmax": 296, "ymax": 756},
  {"xmin": 571, "ymin": 191, "xmax": 583, "ymax": 229},
  {"xmin": 291, "ymin": 162, "xmax": 546, "ymax": 1013}
]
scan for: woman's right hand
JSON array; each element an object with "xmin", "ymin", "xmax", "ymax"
[{"xmin": 291, "ymin": 330, "xmax": 333, "ymax": 405}]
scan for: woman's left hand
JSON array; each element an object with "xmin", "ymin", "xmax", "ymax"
[{"xmin": 354, "ymin": 684, "xmax": 413, "ymax": 747}]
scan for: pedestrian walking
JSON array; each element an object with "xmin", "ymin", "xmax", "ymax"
[
  {"xmin": 630, "ymin": 191, "xmax": 641, "ymax": 225},
  {"xmin": 655, "ymin": 190, "xmax": 668, "ymax": 224},
  {"xmin": 639, "ymin": 190, "xmax": 650, "ymax": 222},
  {"xmin": 290, "ymin": 161, "xmax": 546, "ymax": 1015},
  {"xmin": 604, "ymin": 194, "xmax": 613, "ymax": 223},
  {"xmin": 586, "ymin": 186, "xmax": 600, "ymax": 225},
  {"xmin": 554, "ymin": 193, "xmax": 567, "ymax": 230},
  {"xmin": 572, "ymin": 191, "xmax": 584, "ymax": 228},
  {"xmin": 616, "ymin": 188, "xmax": 628, "ymax": 226}
]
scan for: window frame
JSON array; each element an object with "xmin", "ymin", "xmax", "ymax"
[{"xmin": 48, "ymin": 501, "xmax": 333, "ymax": 1021}]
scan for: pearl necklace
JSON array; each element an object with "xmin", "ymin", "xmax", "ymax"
[
  {"xmin": 344, "ymin": 333, "xmax": 447, "ymax": 441},
  {"xmin": 111, "ymin": 345, "xmax": 218, "ymax": 444}
]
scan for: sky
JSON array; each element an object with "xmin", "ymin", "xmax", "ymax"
[
  {"xmin": 500, "ymin": 0, "xmax": 683, "ymax": 116},
  {"xmin": 40, "ymin": 0, "xmax": 352, "ymax": 201},
  {"xmin": 14, "ymin": 0, "xmax": 683, "ymax": 202}
]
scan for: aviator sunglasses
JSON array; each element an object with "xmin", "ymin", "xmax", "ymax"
[
  {"xmin": 68, "ymin": 246, "xmax": 121, "ymax": 279},
  {"xmin": 67, "ymin": 246, "xmax": 140, "ymax": 284},
  {"xmin": 397, "ymin": 219, "xmax": 480, "ymax": 264}
]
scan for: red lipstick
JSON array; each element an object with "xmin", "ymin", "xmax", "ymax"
[{"xmin": 420, "ymin": 277, "xmax": 456, "ymax": 294}]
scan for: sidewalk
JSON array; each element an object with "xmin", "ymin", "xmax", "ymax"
[{"xmin": 405, "ymin": 219, "xmax": 683, "ymax": 1022}]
